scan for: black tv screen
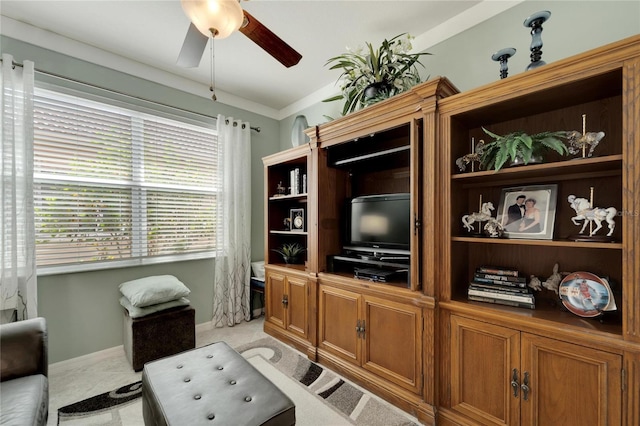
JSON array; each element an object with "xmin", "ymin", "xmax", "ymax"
[{"xmin": 349, "ymin": 193, "xmax": 410, "ymax": 251}]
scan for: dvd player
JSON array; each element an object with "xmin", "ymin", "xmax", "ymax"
[{"xmin": 354, "ymin": 267, "xmax": 402, "ymax": 283}]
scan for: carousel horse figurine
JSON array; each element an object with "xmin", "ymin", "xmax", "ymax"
[
  {"xmin": 483, "ymin": 218, "xmax": 504, "ymax": 238},
  {"xmin": 455, "ymin": 139, "xmax": 485, "ymax": 172},
  {"xmin": 567, "ymin": 194, "xmax": 617, "ymax": 237},
  {"xmin": 566, "ymin": 130, "xmax": 605, "ymax": 158},
  {"xmin": 462, "ymin": 202, "xmax": 495, "ymax": 232}
]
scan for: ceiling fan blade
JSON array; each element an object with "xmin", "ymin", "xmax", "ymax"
[
  {"xmin": 239, "ymin": 11, "xmax": 302, "ymax": 68},
  {"xmin": 177, "ymin": 23, "xmax": 208, "ymax": 68}
]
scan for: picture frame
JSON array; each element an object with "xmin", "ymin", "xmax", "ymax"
[
  {"xmin": 496, "ymin": 184, "xmax": 558, "ymax": 240},
  {"xmin": 289, "ymin": 208, "xmax": 305, "ymax": 231}
]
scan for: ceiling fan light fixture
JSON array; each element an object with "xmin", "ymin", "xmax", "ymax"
[{"xmin": 181, "ymin": 0, "xmax": 243, "ymax": 39}]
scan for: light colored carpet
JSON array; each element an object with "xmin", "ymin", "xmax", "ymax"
[{"xmin": 57, "ymin": 336, "xmax": 418, "ymax": 425}]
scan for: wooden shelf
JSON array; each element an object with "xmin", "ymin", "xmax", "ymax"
[
  {"xmin": 269, "ymin": 193, "xmax": 308, "ymax": 201},
  {"xmin": 442, "ymin": 299, "xmax": 624, "ymax": 342},
  {"xmin": 331, "ymin": 145, "xmax": 410, "ymax": 167},
  {"xmin": 270, "ymin": 230, "xmax": 308, "ymax": 236},
  {"xmin": 451, "ymin": 236, "xmax": 623, "ymax": 249},
  {"xmin": 452, "ymin": 154, "xmax": 622, "ymax": 185}
]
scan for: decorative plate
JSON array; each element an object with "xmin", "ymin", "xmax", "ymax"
[{"xmin": 559, "ymin": 271, "xmax": 613, "ymax": 318}]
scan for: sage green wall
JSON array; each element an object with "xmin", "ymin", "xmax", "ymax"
[
  {"xmin": 282, "ymin": 0, "xmax": 640, "ymax": 141},
  {"xmin": 1, "ymin": 36, "xmax": 280, "ymax": 363},
  {"xmin": 3, "ymin": 0, "xmax": 639, "ymax": 363}
]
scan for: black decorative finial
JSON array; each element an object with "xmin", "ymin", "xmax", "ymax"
[
  {"xmin": 524, "ymin": 10, "xmax": 551, "ymax": 71},
  {"xmin": 491, "ymin": 48, "xmax": 516, "ymax": 79}
]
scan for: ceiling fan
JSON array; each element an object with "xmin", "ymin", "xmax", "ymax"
[{"xmin": 177, "ymin": 0, "xmax": 302, "ymax": 69}]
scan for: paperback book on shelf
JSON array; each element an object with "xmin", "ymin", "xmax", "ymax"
[
  {"xmin": 468, "ymin": 294, "xmax": 535, "ymax": 310},
  {"xmin": 289, "ymin": 168, "xmax": 300, "ymax": 195},
  {"xmin": 476, "ymin": 265, "xmax": 520, "ymax": 277},
  {"xmin": 469, "ymin": 282, "xmax": 531, "ymax": 295},
  {"xmin": 473, "ymin": 273, "xmax": 527, "ymax": 288},
  {"xmin": 468, "ymin": 287, "xmax": 534, "ymax": 304}
]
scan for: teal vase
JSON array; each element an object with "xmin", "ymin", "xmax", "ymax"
[{"xmin": 291, "ymin": 115, "xmax": 310, "ymax": 147}]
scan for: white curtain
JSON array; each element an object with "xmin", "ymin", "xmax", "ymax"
[
  {"xmin": 212, "ymin": 115, "xmax": 252, "ymax": 327},
  {"xmin": 1, "ymin": 54, "xmax": 37, "ymax": 321}
]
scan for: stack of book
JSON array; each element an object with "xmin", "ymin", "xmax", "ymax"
[
  {"xmin": 468, "ymin": 266, "xmax": 535, "ymax": 309},
  {"xmin": 289, "ymin": 168, "xmax": 307, "ymax": 195}
]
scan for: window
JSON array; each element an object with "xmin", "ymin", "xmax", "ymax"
[{"xmin": 33, "ymin": 88, "xmax": 218, "ymax": 274}]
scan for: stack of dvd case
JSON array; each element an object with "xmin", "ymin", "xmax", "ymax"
[{"xmin": 467, "ymin": 266, "xmax": 535, "ymax": 309}]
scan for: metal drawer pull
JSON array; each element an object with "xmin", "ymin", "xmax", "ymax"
[
  {"xmin": 511, "ymin": 368, "xmax": 519, "ymax": 398},
  {"xmin": 521, "ymin": 371, "xmax": 530, "ymax": 401}
]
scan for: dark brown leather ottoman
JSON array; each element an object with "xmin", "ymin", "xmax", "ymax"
[
  {"xmin": 123, "ymin": 305, "xmax": 195, "ymax": 372},
  {"xmin": 141, "ymin": 341, "xmax": 295, "ymax": 426}
]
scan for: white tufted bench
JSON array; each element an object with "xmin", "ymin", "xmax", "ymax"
[{"xmin": 141, "ymin": 341, "xmax": 295, "ymax": 426}]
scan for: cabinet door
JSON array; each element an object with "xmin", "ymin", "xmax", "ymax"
[
  {"xmin": 521, "ymin": 333, "xmax": 622, "ymax": 426},
  {"xmin": 265, "ymin": 270, "xmax": 286, "ymax": 329},
  {"xmin": 362, "ymin": 295, "xmax": 423, "ymax": 394},
  {"xmin": 318, "ymin": 285, "xmax": 360, "ymax": 364},
  {"xmin": 450, "ymin": 315, "xmax": 520, "ymax": 426},
  {"xmin": 286, "ymin": 274, "xmax": 308, "ymax": 339}
]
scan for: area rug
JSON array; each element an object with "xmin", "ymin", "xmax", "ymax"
[{"xmin": 58, "ymin": 336, "xmax": 418, "ymax": 425}]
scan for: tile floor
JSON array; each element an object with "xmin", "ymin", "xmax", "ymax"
[{"xmin": 47, "ymin": 317, "xmax": 268, "ymax": 426}]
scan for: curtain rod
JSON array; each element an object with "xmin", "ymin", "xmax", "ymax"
[{"xmin": 3, "ymin": 59, "xmax": 261, "ymax": 133}]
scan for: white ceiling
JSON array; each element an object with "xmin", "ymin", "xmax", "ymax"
[{"xmin": 0, "ymin": 1, "xmax": 522, "ymax": 119}]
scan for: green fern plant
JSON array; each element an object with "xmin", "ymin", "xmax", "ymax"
[{"xmin": 479, "ymin": 128, "xmax": 569, "ymax": 171}]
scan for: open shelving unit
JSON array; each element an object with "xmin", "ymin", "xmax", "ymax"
[
  {"xmin": 263, "ymin": 146, "xmax": 310, "ymax": 269},
  {"xmin": 435, "ymin": 35, "xmax": 640, "ymax": 426}
]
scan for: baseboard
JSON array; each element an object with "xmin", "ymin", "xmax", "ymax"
[
  {"xmin": 50, "ymin": 320, "xmax": 215, "ymax": 372},
  {"xmin": 50, "ymin": 344, "xmax": 126, "ymax": 373}
]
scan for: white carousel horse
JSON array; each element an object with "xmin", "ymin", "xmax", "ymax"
[
  {"xmin": 462, "ymin": 202, "xmax": 495, "ymax": 232},
  {"xmin": 567, "ymin": 195, "xmax": 617, "ymax": 237}
]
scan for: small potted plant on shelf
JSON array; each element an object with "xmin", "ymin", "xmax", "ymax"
[
  {"xmin": 479, "ymin": 127, "xmax": 569, "ymax": 172},
  {"xmin": 323, "ymin": 33, "xmax": 431, "ymax": 116},
  {"xmin": 272, "ymin": 243, "xmax": 306, "ymax": 265}
]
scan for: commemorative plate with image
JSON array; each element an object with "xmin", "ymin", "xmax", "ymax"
[{"xmin": 558, "ymin": 271, "xmax": 616, "ymax": 318}]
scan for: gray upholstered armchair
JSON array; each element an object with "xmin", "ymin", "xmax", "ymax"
[{"xmin": 0, "ymin": 317, "xmax": 49, "ymax": 426}]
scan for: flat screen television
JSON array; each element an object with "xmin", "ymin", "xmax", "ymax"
[{"xmin": 347, "ymin": 193, "xmax": 410, "ymax": 253}]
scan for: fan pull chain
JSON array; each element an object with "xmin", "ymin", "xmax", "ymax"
[{"xmin": 209, "ymin": 30, "xmax": 217, "ymax": 101}]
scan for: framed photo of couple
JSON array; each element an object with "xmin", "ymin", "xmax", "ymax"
[{"xmin": 496, "ymin": 184, "xmax": 558, "ymax": 240}]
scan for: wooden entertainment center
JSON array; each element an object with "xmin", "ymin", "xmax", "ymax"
[{"xmin": 262, "ymin": 35, "xmax": 640, "ymax": 425}]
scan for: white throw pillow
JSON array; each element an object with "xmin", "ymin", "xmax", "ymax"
[
  {"xmin": 251, "ymin": 261, "xmax": 265, "ymax": 279},
  {"xmin": 120, "ymin": 296, "xmax": 190, "ymax": 318},
  {"xmin": 119, "ymin": 275, "xmax": 190, "ymax": 308}
]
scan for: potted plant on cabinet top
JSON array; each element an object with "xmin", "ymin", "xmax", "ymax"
[
  {"xmin": 323, "ymin": 33, "xmax": 431, "ymax": 116},
  {"xmin": 272, "ymin": 243, "xmax": 306, "ymax": 265},
  {"xmin": 479, "ymin": 127, "xmax": 569, "ymax": 172}
]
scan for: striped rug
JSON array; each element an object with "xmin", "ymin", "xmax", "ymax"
[
  {"xmin": 236, "ymin": 337, "xmax": 419, "ymax": 426},
  {"xmin": 58, "ymin": 336, "xmax": 418, "ymax": 425}
]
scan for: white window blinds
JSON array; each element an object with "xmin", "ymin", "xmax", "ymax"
[{"xmin": 33, "ymin": 88, "xmax": 217, "ymax": 274}]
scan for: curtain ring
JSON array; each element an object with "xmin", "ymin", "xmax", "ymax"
[
  {"xmin": 241, "ymin": 123, "xmax": 246, "ymax": 129},
  {"xmin": 225, "ymin": 119, "xmax": 229, "ymax": 125},
  {"xmin": 233, "ymin": 122, "xmax": 238, "ymax": 127}
]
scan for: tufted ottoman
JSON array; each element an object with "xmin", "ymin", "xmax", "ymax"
[{"xmin": 141, "ymin": 341, "xmax": 295, "ymax": 426}]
